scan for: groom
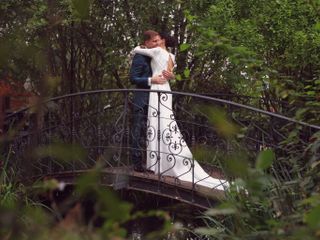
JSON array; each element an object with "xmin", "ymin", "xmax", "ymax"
[{"xmin": 130, "ymin": 30, "xmax": 172, "ymax": 172}]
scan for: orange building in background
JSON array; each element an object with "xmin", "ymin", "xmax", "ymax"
[
  {"xmin": 0, "ymin": 79, "xmax": 35, "ymax": 112},
  {"xmin": 0, "ymin": 79, "xmax": 35, "ymax": 133}
]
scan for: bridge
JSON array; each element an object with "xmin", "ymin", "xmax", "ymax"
[{"xmin": 3, "ymin": 89, "xmax": 320, "ymax": 209}]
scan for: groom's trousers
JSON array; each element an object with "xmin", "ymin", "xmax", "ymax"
[{"xmin": 131, "ymin": 99, "xmax": 148, "ymax": 167}]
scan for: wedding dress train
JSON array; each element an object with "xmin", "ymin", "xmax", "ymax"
[{"xmin": 133, "ymin": 47, "xmax": 229, "ymax": 190}]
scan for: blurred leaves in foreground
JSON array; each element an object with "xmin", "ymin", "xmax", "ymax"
[
  {"xmin": 34, "ymin": 142, "xmax": 87, "ymax": 163},
  {"xmin": 0, "ymin": 141, "xmax": 173, "ymax": 240},
  {"xmin": 194, "ymin": 142, "xmax": 320, "ymax": 239},
  {"xmin": 196, "ymin": 105, "xmax": 240, "ymax": 138}
]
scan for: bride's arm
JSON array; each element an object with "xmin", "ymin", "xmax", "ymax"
[
  {"xmin": 132, "ymin": 46, "xmax": 161, "ymax": 58},
  {"xmin": 162, "ymin": 53, "xmax": 176, "ymax": 80}
]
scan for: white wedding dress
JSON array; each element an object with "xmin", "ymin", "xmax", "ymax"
[{"xmin": 133, "ymin": 47, "xmax": 229, "ymax": 191}]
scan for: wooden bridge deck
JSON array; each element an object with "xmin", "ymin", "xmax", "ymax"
[{"xmin": 41, "ymin": 166, "xmax": 227, "ymax": 209}]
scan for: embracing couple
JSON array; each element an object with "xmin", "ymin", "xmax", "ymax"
[{"xmin": 130, "ymin": 30, "xmax": 228, "ymax": 190}]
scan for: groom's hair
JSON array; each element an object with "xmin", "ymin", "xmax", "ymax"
[{"xmin": 143, "ymin": 30, "xmax": 159, "ymax": 42}]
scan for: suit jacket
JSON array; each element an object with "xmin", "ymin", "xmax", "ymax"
[{"xmin": 130, "ymin": 53, "xmax": 152, "ymax": 110}]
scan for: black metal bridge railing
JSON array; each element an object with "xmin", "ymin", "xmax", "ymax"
[{"xmin": 2, "ymin": 89, "xmax": 320, "ymax": 207}]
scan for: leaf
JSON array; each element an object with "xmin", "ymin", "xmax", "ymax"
[
  {"xmin": 295, "ymin": 108, "xmax": 308, "ymax": 119},
  {"xmin": 195, "ymin": 227, "xmax": 222, "ymax": 236},
  {"xmin": 179, "ymin": 43, "xmax": 190, "ymax": 52},
  {"xmin": 314, "ymin": 22, "xmax": 320, "ymax": 31},
  {"xmin": 256, "ymin": 149, "xmax": 275, "ymax": 170},
  {"xmin": 202, "ymin": 106, "xmax": 239, "ymax": 138},
  {"xmin": 301, "ymin": 194, "xmax": 320, "ymax": 206},
  {"xmin": 206, "ymin": 208, "xmax": 236, "ymax": 216},
  {"xmin": 33, "ymin": 179, "xmax": 61, "ymax": 191},
  {"xmin": 76, "ymin": 170, "xmax": 133, "ymax": 223},
  {"xmin": 71, "ymin": 0, "xmax": 92, "ymax": 19},
  {"xmin": 35, "ymin": 143, "xmax": 87, "ymax": 163},
  {"xmin": 175, "ymin": 74, "xmax": 182, "ymax": 81},
  {"xmin": 224, "ymin": 154, "xmax": 249, "ymax": 178},
  {"xmin": 304, "ymin": 205, "xmax": 320, "ymax": 228},
  {"xmin": 306, "ymin": 91, "xmax": 316, "ymax": 96},
  {"xmin": 183, "ymin": 68, "xmax": 190, "ymax": 78}
]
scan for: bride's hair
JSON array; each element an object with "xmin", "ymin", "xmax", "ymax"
[{"xmin": 159, "ymin": 32, "xmax": 177, "ymax": 48}]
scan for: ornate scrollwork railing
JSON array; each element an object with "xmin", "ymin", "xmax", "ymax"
[{"xmin": 2, "ymin": 89, "xmax": 320, "ymax": 194}]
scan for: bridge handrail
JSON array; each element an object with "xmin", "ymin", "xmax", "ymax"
[{"xmin": 5, "ymin": 89, "xmax": 320, "ymax": 130}]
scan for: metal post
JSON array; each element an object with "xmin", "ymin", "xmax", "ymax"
[
  {"xmin": 157, "ymin": 92, "xmax": 161, "ymax": 192},
  {"xmin": 118, "ymin": 92, "xmax": 128, "ymax": 167},
  {"xmin": 0, "ymin": 96, "xmax": 4, "ymax": 135},
  {"xmin": 71, "ymin": 97, "xmax": 75, "ymax": 172},
  {"xmin": 97, "ymin": 94, "xmax": 102, "ymax": 164}
]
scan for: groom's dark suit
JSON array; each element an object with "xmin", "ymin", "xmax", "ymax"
[{"xmin": 130, "ymin": 53, "xmax": 152, "ymax": 168}]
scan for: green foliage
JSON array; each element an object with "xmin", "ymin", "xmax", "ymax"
[
  {"xmin": 179, "ymin": 43, "xmax": 190, "ymax": 52},
  {"xmin": 34, "ymin": 142, "xmax": 87, "ymax": 163},
  {"xmin": 304, "ymin": 204, "xmax": 320, "ymax": 229},
  {"xmin": 194, "ymin": 136, "xmax": 320, "ymax": 239},
  {"xmin": 1, "ymin": 0, "xmax": 319, "ymax": 112},
  {"xmin": 71, "ymin": 0, "xmax": 92, "ymax": 19},
  {"xmin": 182, "ymin": 0, "xmax": 320, "ymax": 122},
  {"xmin": 75, "ymin": 169, "xmax": 133, "ymax": 238},
  {"xmin": 1, "ymin": 0, "xmax": 320, "ymax": 239},
  {"xmin": 197, "ymin": 105, "xmax": 239, "ymax": 138},
  {"xmin": 256, "ymin": 149, "xmax": 275, "ymax": 170},
  {"xmin": 0, "ymin": 151, "xmax": 172, "ymax": 239}
]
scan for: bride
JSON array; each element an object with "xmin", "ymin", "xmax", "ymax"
[{"xmin": 132, "ymin": 33, "xmax": 228, "ymax": 190}]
